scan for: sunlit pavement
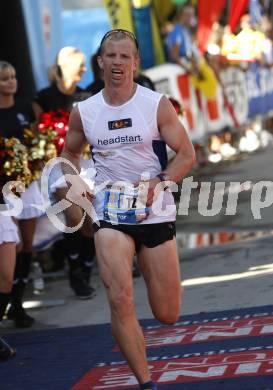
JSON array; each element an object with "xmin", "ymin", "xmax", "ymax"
[{"xmin": 176, "ymin": 146, "xmax": 273, "ymax": 231}]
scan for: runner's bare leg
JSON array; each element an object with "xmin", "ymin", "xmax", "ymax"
[{"xmin": 95, "ymin": 228, "xmax": 151, "ymax": 384}]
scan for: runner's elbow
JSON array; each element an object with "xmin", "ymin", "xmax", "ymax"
[
  {"xmin": 189, "ymin": 149, "xmax": 196, "ymax": 168},
  {"xmin": 181, "ymin": 148, "xmax": 196, "ymax": 170},
  {"xmin": 61, "ymin": 147, "xmax": 81, "ymax": 161}
]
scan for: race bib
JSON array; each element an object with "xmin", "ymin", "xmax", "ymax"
[{"xmin": 103, "ymin": 185, "xmax": 149, "ymax": 224}]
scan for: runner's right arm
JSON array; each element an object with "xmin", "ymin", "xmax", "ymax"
[{"xmin": 61, "ymin": 107, "xmax": 88, "ymax": 174}]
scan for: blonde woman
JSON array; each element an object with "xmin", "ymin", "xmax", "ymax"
[
  {"xmin": 33, "ymin": 46, "xmax": 88, "ymax": 115},
  {"xmin": 0, "ymin": 61, "xmax": 43, "ymax": 328}
]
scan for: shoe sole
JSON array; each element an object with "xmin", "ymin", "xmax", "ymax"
[
  {"xmin": 0, "ymin": 343, "xmax": 16, "ymax": 362},
  {"xmin": 75, "ymin": 292, "xmax": 96, "ymax": 300}
]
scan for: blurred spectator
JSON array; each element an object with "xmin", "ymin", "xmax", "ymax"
[
  {"xmin": 33, "ymin": 47, "xmax": 96, "ymax": 300},
  {"xmin": 86, "ymin": 50, "xmax": 104, "ymax": 95},
  {"xmin": 33, "ymin": 46, "xmax": 89, "ymax": 115},
  {"xmin": 206, "ymin": 22, "xmax": 225, "ymax": 58},
  {"xmin": 222, "ymin": 14, "xmax": 266, "ymax": 62},
  {"xmin": 0, "ymin": 61, "xmax": 42, "ymax": 328},
  {"xmin": 259, "ymin": 17, "xmax": 273, "ymax": 65},
  {"xmin": 260, "ymin": 0, "xmax": 273, "ymax": 17},
  {"xmin": 0, "ymin": 214, "xmax": 17, "ymax": 360},
  {"xmin": 165, "ymin": 3, "xmax": 199, "ymax": 74}
]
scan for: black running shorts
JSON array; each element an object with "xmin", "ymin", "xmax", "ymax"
[{"xmin": 93, "ymin": 221, "xmax": 176, "ymax": 252}]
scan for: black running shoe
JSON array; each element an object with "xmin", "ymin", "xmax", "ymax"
[
  {"xmin": 72, "ymin": 282, "xmax": 96, "ymax": 300},
  {"xmin": 0, "ymin": 338, "xmax": 16, "ymax": 361},
  {"xmin": 6, "ymin": 306, "xmax": 35, "ymax": 328},
  {"xmin": 69, "ymin": 268, "xmax": 96, "ymax": 299}
]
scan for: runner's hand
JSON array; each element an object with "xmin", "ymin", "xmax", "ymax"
[
  {"xmin": 65, "ymin": 174, "xmax": 94, "ymax": 204},
  {"xmin": 136, "ymin": 177, "xmax": 162, "ymax": 207}
]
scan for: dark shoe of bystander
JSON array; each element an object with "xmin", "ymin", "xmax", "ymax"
[
  {"xmin": 6, "ymin": 305, "xmax": 35, "ymax": 328},
  {"xmin": 72, "ymin": 282, "xmax": 96, "ymax": 300},
  {"xmin": 0, "ymin": 338, "xmax": 16, "ymax": 362},
  {"xmin": 69, "ymin": 268, "xmax": 96, "ymax": 300}
]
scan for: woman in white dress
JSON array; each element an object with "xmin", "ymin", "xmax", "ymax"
[
  {"xmin": 0, "ymin": 213, "xmax": 19, "ymax": 361},
  {"xmin": 0, "ymin": 61, "xmax": 43, "ymax": 328}
]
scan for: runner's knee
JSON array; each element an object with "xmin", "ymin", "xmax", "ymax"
[
  {"xmin": 154, "ymin": 306, "xmax": 180, "ymax": 325},
  {"xmin": 109, "ymin": 286, "xmax": 135, "ymax": 319},
  {"xmin": 152, "ymin": 286, "xmax": 183, "ymax": 325}
]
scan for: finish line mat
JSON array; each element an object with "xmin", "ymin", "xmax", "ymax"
[{"xmin": 1, "ymin": 306, "xmax": 273, "ymax": 390}]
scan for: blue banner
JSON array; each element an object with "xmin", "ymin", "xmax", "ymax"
[
  {"xmin": 62, "ymin": 8, "xmax": 110, "ymax": 89},
  {"xmin": 246, "ymin": 63, "xmax": 273, "ymax": 119},
  {"xmin": 132, "ymin": 6, "xmax": 155, "ymax": 69},
  {"xmin": 21, "ymin": 0, "xmax": 62, "ymax": 90}
]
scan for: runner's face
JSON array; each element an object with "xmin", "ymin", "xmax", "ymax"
[
  {"xmin": 0, "ymin": 67, "xmax": 17, "ymax": 96},
  {"xmin": 98, "ymin": 38, "xmax": 138, "ymax": 86}
]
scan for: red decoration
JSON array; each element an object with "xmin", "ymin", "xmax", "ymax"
[
  {"xmin": 38, "ymin": 109, "xmax": 69, "ymax": 154},
  {"xmin": 169, "ymin": 97, "xmax": 183, "ymax": 115}
]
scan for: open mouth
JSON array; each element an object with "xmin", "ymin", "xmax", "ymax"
[{"xmin": 112, "ymin": 69, "xmax": 123, "ymax": 76}]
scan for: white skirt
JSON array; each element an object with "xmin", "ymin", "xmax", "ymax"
[
  {"xmin": 17, "ymin": 180, "xmax": 44, "ymax": 220},
  {"xmin": 0, "ymin": 214, "xmax": 19, "ymax": 244},
  {"xmin": 4, "ymin": 180, "xmax": 44, "ymax": 220}
]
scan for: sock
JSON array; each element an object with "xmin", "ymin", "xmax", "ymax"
[
  {"xmin": 10, "ymin": 251, "xmax": 32, "ymax": 309},
  {"xmin": 80, "ymin": 235, "xmax": 96, "ymax": 278},
  {"xmin": 140, "ymin": 381, "xmax": 158, "ymax": 390},
  {"xmin": 14, "ymin": 251, "xmax": 32, "ymax": 281},
  {"xmin": 64, "ymin": 231, "xmax": 82, "ymax": 268},
  {"xmin": 0, "ymin": 292, "xmax": 11, "ymax": 321}
]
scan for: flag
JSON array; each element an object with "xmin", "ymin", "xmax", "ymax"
[
  {"xmin": 197, "ymin": 0, "xmax": 226, "ymax": 54},
  {"xmin": 228, "ymin": 0, "xmax": 249, "ymax": 33},
  {"xmin": 103, "ymin": 0, "xmax": 134, "ymax": 32}
]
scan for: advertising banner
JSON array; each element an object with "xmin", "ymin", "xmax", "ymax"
[
  {"xmin": 246, "ymin": 63, "xmax": 273, "ymax": 118},
  {"xmin": 145, "ymin": 62, "xmax": 273, "ymax": 142},
  {"xmin": 21, "ymin": 0, "xmax": 62, "ymax": 90}
]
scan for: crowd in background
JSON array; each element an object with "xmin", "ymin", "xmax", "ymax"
[
  {"xmin": 161, "ymin": 2, "xmax": 273, "ymax": 82},
  {"xmin": 159, "ymin": 2, "xmax": 273, "ymax": 163},
  {"xmin": 161, "ymin": 0, "xmax": 273, "ymax": 66}
]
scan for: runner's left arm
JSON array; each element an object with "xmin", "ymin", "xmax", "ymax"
[
  {"xmin": 157, "ymin": 95, "xmax": 196, "ymax": 183},
  {"xmin": 143, "ymin": 95, "xmax": 195, "ymax": 207}
]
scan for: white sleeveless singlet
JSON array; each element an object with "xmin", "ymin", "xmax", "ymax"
[{"xmin": 78, "ymin": 85, "xmax": 176, "ymax": 225}]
